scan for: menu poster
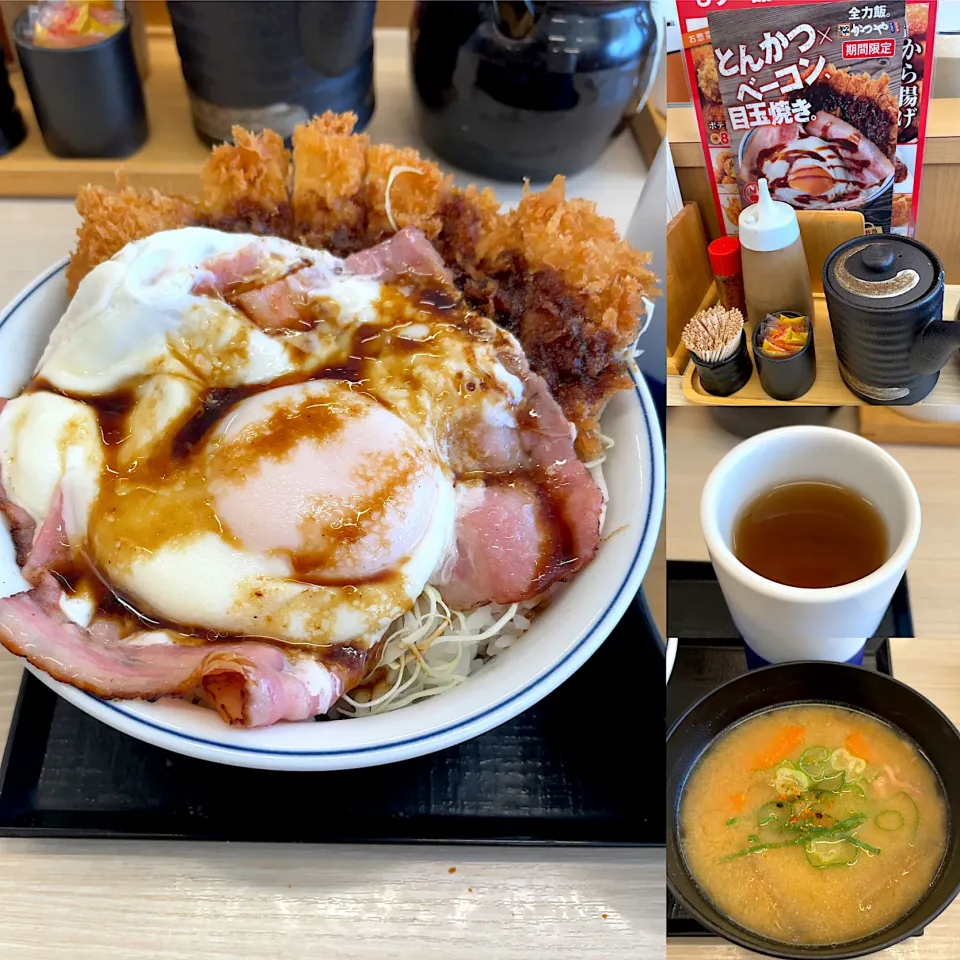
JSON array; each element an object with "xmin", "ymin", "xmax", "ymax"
[{"xmin": 677, "ymin": 0, "xmax": 937, "ymax": 237}]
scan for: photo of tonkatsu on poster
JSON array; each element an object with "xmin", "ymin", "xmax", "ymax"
[{"xmin": 677, "ymin": 0, "xmax": 936, "ymax": 235}]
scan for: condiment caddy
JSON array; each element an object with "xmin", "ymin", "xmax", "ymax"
[{"xmin": 669, "ymin": 207, "xmax": 960, "ymax": 406}]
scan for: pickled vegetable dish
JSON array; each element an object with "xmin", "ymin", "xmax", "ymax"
[
  {"xmin": 760, "ymin": 313, "xmax": 809, "ymax": 358},
  {"xmin": 680, "ymin": 705, "xmax": 947, "ymax": 945}
]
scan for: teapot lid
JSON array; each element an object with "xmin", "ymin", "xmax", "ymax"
[{"xmin": 823, "ymin": 235, "xmax": 943, "ymax": 313}]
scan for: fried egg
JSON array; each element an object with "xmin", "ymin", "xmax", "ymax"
[{"xmin": 0, "ymin": 228, "xmax": 528, "ymax": 654}]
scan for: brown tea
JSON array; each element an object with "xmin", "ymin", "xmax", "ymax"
[{"xmin": 733, "ymin": 481, "xmax": 888, "ymax": 588}]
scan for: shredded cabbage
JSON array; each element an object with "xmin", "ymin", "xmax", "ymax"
[{"xmin": 336, "ymin": 586, "xmax": 524, "ymax": 716}]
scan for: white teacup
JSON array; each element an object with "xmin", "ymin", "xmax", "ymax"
[{"xmin": 700, "ymin": 426, "xmax": 921, "ymax": 664}]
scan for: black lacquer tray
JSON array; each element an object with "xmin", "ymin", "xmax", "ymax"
[
  {"xmin": 668, "ymin": 560, "xmax": 914, "ymax": 639},
  {"xmin": 0, "ymin": 591, "xmax": 665, "ymax": 845}
]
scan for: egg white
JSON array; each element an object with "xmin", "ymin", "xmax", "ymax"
[{"xmin": 4, "ymin": 228, "xmax": 529, "ymax": 651}]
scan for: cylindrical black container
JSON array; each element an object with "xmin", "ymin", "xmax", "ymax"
[
  {"xmin": 751, "ymin": 312, "xmax": 817, "ymax": 402},
  {"xmin": 167, "ymin": 1, "xmax": 376, "ymax": 145},
  {"xmin": 411, "ymin": 1, "xmax": 659, "ymax": 181},
  {"xmin": 13, "ymin": 12, "xmax": 147, "ymax": 159},
  {"xmin": 823, "ymin": 236, "xmax": 947, "ymax": 405},
  {"xmin": 691, "ymin": 331, "xmax": 753, "ymax": 398},
  {"xmin": 0, "ymin": 61, "xmax": 26, "ymax": 157}
]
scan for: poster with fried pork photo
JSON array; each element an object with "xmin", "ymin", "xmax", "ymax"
[{"xmin": 677, "ymin": 0, "xmax": 938, "ymax": 236}]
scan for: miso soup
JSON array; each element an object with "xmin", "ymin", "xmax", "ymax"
[{"xmin": 679, "ymin": 705, "xmax": 947, "ymax": 946}]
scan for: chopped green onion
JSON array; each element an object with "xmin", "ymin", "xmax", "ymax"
[
  {"xmin": 804, "ymin": 838, "xmax": 859, "ymax": 868},
  {"xmin": 848, "ymin": 836, "xmax": 881, "ymax": 856},
  {"xmin": 830, "ymin": 748, "xmax": 867, "ymax": 779},
  {"xmin": 841, "ymin": 781, "xmax": 867, "ymax": 800},
  {"xmin": 817, "ymin": 770, "xmax": 845, "ymax": 791},
  {"xmin": 775, "ymin": 765, "xmax": 810, "ymax": 796},
  {"xmin": 799, "ymin": 746, "xmax": 831, "ymax": 779},
  {"xmin": 726, "ymin": 817, "xmax": 740, "ymax": 826},
  {"xmin": 874, "ymin": 810, "xmax": 905, "ymax": 831},
  {"xmin": 891, "ymin": 791, "xmax": 920, "ymax": 844},
  {"xmin": 757, "ymin": 801, "xmax": 787, "ymax": 827}
]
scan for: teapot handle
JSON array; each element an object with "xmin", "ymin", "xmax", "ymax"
[{"xmin": 911, "ymin": 315, "xmax": 960, "ymax": 376}]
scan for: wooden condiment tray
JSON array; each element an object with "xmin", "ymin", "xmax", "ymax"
[
  {"xmin": 681, "ymin": 288, "xmax": 960, "ymax": 406},
  {"xmin": 682, "ymin": 295, "xmax": 855, "ymax": 405},
  {"xmin": 670, "ymin": 204, "xmax": 960, "ymax": 407}
]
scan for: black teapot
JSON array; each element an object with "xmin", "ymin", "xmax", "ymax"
[
  {"xmin": 411, "ymin": 1, "xmax": 660, "ymax": 181},
  {"xmin": 823, "ymin": 236, "xmax": 953, "ymax": 405}
]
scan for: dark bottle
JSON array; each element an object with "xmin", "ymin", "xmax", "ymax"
[
  {"xmin": 411, "ymin": 1, "xmax": 659, "ymax": 181},
  {"xmin": 168, "ymin": 0, "xmax": 376, "ymax": 145}
]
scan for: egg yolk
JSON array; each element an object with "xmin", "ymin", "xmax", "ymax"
[{"xmin": 206, "ymin": 382, "xmax": 441, "ymax": 583}]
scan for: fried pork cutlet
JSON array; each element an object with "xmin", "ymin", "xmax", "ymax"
[
  {"xmin": 907, "ymin": 3, "xmax": 928, "ymax": 38},
  {"xmin": 65, "ymin": 181, "xmax": 194, "ymax": 295},
  {"xmin": 691, "ymin": 45, "xmax": 721, "ymax": 103},
  {"xmin": 892, "ymin": 193, "xmax": 912, "ymax": 228},
  {"xmin": 66, "ymin": 113, "xmax": 654, "ymax": 460},
  {"xmin": 702, "ymin": 101, "xmax": 727, "ymax": 132},
  {"xmin": 805, "ymin": 67, "xmax": 899, "ymax": 159},
  {"xmin": 196, "ymin": 127, "xmax": 291, "ymax": 236}
]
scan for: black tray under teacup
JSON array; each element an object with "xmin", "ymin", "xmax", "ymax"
[{"xmin": 667, "ymin": 560, "xmax": 914, "ymax": 639}]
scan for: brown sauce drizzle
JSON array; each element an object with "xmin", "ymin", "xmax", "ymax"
[
  {"xmin": 754, "ymin": 140, "xmax": 876, "ymax": 200},
  {"xmin": 171, "ymin": 386, "xmax": 259, "ymax": 460},
  {"xmin": 418, "ymin": 286, "xmax": 459, "ymax": 314},
  {"xmin": 22, "ymin": 274, "xmax": 586, "ymax": 677}
]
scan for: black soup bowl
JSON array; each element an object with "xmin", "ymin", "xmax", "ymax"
[{"xmin": 667, "ymin": 662, "xmax": 960, "ymax": 959}]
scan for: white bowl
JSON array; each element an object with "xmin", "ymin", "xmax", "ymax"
[{"xmin": 0, "ymin": 261, "xmax": 664, "ymax": 770}]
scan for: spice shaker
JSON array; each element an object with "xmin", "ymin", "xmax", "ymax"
[
  {"xmin": 708, "ymin": 236, "xmax": 747, "ymax": 316},
  {"xmin": 823, "ymin": 235, "xmax": 948, "ymax": 404},
  {"xmin": 738, "ymin": 179, "xmax": 814, "ymax": 328}
]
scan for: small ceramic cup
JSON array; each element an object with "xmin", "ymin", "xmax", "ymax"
[{"xmin": 700, "ymin": 426, "xmax": 921, "ymax": 664}]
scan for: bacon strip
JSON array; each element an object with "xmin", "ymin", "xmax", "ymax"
[
  {"xmin": 0, "ymin": 590, "xmax": 342, "ymax": 727},
  {"xmin": 518, "ymin": 372, "xmax": 604, "ymax": 568},
  {"xmin": 191, "ymin": 243, "xmax": 266, "ymax": 296},
  {"xmin": 434, "ymin": 369, "xmax": 603, "ymax": 608},
  {"xmin": 21, "ymin": 487, "xmax": 70, "ymax": 584},
  {"xmin": 344, "ymin": 226, "xmax": 451, "ymax": 285},
  {"xmin": 439, "ymin": 483, "xmax": 551, "ymax": 609},
  {"xmin": 231, "ymin": 262, "xmax": 335, "ymax": 331}
]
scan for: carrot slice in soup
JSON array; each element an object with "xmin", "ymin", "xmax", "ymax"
[
  {"xmin": 751, "ymin": 726, "xmax": 805, "ymax": 769},
  {"xmin": 846, "ymin": 731, "xmax": 871, "ymax": 763},
  {"xmin": 730, "ymin": 793, "xmax": 746, "ymax": 812}
]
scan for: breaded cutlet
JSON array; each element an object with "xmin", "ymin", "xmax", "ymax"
[{"xmin": 66, "ymin": 112, "xmax": 655, "ymax": 460}]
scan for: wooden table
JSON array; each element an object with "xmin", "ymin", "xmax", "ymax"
[
  {"xmin": 669, "ymin": 639, "xmax": 960, "ymax": 959},
  {"xmin": 667, "ymin": 407, "xmax": 960, "ymax": 639},
  {"xmin": 0, "ymin": 32, "xmax": 664, "ymax": 960}
]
